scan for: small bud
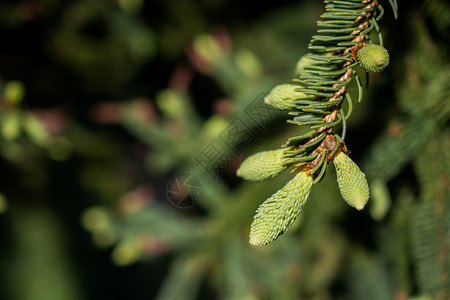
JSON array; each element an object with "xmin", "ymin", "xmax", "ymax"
[
  {"xmin": 192, "ymin": 34, "xmax": 225, "ymax": 67},
  {"xmin": 334, "ymin": 152, "xmax": 369, "ymax": 210},
  {"xmin": 264, "ymin": 84, "xmax": 313, "ymax": 110},
  {"xmin": 249, "ymin": 171, "xmax": 313, "ymax": 246},
  {"xmin": 295, "ymin": 54, "xmax": 314, "ymax": 76},
  {"xmin": 156, "ymin": 89, "xmax": 186, "ymax": 118},
  {"xmin": 4, "ymin": 81, "xmax": 25, "ymax": 105},
  {"xmin": 1, "ymin": 111, "xmax": 21, "ymax": 141},
  {"xmin": 237, "ymin": 149, "xmax": 288, "ymax": 181},
  {"xmin": 295, "ymin": 53, "xmax": 332, "ymax": 76},
  {"xmin": 23, "ymin": 113, "xmax": 50, "ymax": 147},
  {"xmin": 357, "ymin": 44, "xmax": 390, "ymax": 73},
  {"xmin": 112, "ymin": 238, "xmax": 141, "ymax": 266}
]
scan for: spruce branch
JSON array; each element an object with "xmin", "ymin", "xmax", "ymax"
[{"xmin": 238, "ymin": 0, "xmax": 396, "ymax": 246}]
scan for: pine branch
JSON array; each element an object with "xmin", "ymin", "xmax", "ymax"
[{"xmin": 238, "ymin": 0, "xmax": 395, "ymax": 245}]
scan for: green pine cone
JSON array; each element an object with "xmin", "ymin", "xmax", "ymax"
[
  {"xmin": 249, "ymin": 171, "xmax": 313, "ymax": 246},
  {"xmin": 237, "ymin": 149, "xmax": 288, "ymax": 181},
  {"xmin": 295, "ymin": 54, "xmax": 314, "ymax": 77},
  {"xmin": 295, "ymin": 52, "xmax": 331, "ymax": 76},
  {"xmin": 264, "ymin": 84, "xmax": 313, "ymax": 110},
  {"xmin": 334, "ymin": 152, "xmax": 369, "ymax": 210},
  {"xmin": 357, "ymin": 44, "xmax": 390, "ymax": 73}
]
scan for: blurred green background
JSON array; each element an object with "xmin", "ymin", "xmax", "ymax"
[{"xmin": 0, "ymin": 0, "xmax": 448, "ymax": 299}]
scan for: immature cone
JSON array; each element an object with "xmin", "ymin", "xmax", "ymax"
[
  {"xmin": 334, "ymin": 152, "xmax": 369, "ymax": 210},
  {"xmin": 249, "ymin": 171, "xmax": 313, "ymax": 246},
  {"xmin": 295, "ymin": 52, "xmax": 331, "ymax": 76},
  {"xmin": 237, "ymin": 149, "xmax": 287, "ymax": 181},
  {"xmin": 264, "ymin": 84, "xmax": 313, "ymax": 110},
  {"xmin": 295, "ymin": 54, "xmax": 314, "ymax": 76},
  {"xmin": 357, "ymin": 44, "xmax": 390, "ymax": 73}
]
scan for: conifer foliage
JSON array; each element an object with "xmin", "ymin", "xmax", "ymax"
[{"xmin": 238, "ymin": 0, "xmax": 398, "ymax": 246}]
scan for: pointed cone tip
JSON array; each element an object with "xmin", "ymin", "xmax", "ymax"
[{"xmin": 354, "ymin": 201, "xmax": 367, "ymax": 211}]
